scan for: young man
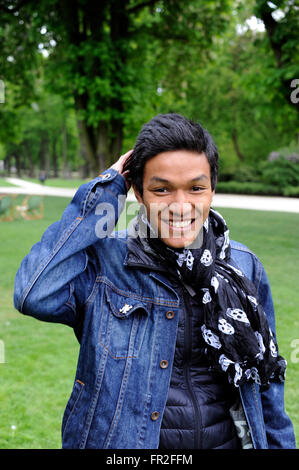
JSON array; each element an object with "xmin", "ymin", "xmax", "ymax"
[{"xmin": 14, "ymin": 113, "xmax": 295, "ymax": 449}]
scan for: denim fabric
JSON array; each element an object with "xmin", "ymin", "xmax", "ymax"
[{"xmin": 14, "ymin": 169, "xmax": 296, "ymax": 449}]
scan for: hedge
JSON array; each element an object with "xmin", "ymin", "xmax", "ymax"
[{"xmin": 216, "ymin": 181, "xmax": 299, "ymax": 197}]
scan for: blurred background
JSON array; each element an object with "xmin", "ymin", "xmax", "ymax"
[
  {"xmin": 0, "ymin": 0, "xmax": 298, "ymax": 449},
  {"xmin": 0, "ymin": 0, "xmax": 298, "ymax": 190}
]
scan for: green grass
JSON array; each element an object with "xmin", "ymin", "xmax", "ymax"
[
  {"xmin": 0, "ymin": 198, "xmax": 298, "ymax": 448},
  {"xmin": 0, "ymin": 178, "xmax": 16, "ymax": 187},
  {"xmin": 22, "ymin": 177, "xmax": 90, "ymax": 188}
]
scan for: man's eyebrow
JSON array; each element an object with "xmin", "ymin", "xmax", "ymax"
[
  {"xmin": 149, "ymin": 175, "xmax": 209, "ymax": 183},
  {"xmin": 190, "ymin": 175, "xmax": 209, "ymax": 181},
  {"xmin": 149, "ymin": 176, "xmax": 170, "ymax": 183}
]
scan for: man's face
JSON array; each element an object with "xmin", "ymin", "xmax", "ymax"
[{"xmin": 133, "ymin": 150, "xmax": 215, "ymax": 249}]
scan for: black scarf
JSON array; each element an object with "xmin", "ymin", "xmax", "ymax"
[{"xmin": 136, "ymin": 207, "xmax": 286, "ymax": 390}]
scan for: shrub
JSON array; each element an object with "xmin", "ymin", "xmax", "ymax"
[
  {"xmin": 283, "ymin": 186, "xmax": 299, "ymax": 197},
  {"xmin": 260, "ymin": 157, "xmax": 299, "ymax": 189},
  {"xmin": 216, "ymin": 181, "xmax": 282, "ymax": 195},
  {"xmin": 218, "ymin": 165, "xmax": 260, "ymax": 183}
]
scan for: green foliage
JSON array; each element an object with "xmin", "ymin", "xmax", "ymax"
[
  {"xmin": 283, "ymin": 186, "xmax": 299, "ymax": 198},
  {"xmin": 260, "ymin": 158, "xmax": 299, "ymax": 188},
  {"xmin": 0, "ymin": 0, "xmax": 298, "ymax": 176},
  {"xmin": 216, "ymin": 181, "xmax": 282, "ymax": 195},
  {"xmin": 217, "ymin": 158, "xmax": 299, "ymax": 196},
  {"xmin": 254, "ymin": 0, "xmax": 299, "ymax": 110}
]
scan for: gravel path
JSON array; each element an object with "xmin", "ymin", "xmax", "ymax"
[{"xmin": 1, "ymin": 177, "xmax": 299, "ymax": 213}]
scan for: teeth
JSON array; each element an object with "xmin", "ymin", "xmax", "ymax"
[{"xmin": 169, "ymin": 220, "xmax": 192, "ymax": 228}]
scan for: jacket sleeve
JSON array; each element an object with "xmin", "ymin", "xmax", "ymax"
[
  {"xmin": 231, "ymin": 241, "xmax": 296, "ymax": 449},
  {"xmin": 257, "ymin": 265, "xmax": 296, "ymax": 449},
  {"xmin": 13, "ymin": 168, "xmax": 127, "ymax": 329}
]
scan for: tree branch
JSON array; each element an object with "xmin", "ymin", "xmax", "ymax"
[
  {"xmin": 0, "ymin": 0, "xmax": 31, "ymax": 14},
  {"xmin": 126, "ymin": 0, "xmax": 159, "ymax": 15}
]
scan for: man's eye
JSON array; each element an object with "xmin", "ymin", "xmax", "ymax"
[
  {"xmin": 153, "ymin": 188, "xmax": 168, "ymax": 193},
  {"xmin": 191, "ymin": 186, "xmax": 204, "ymax": 191}
]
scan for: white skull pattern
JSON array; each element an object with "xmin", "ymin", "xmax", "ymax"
[
  {"xmin": 201, "ymin": 325, "xmax": 221, "ymax": 349},
  {"xmin": 245, "ymin": 367, "xmax": 261, "ymax": 385},
  {"xmin": 248, "ymin": 295, "xmax": 258, "ymax": 310},
  {"xmin": 200, "ymin": 249, "xmax": 213, "ymax": 267},
  {"xmin": 255, "ymin": 331, "xmax": 266, "ymax": 359},
  {"xmin": 176, "ymin": 249, "xmax": 194, "ymax": 270},
  {"xmin": 186, "ymin": 250, "xmax": 194, "ymax": 270},
  {"xmin": 202, "ymin": 289, "xmax": 212, "ymax": 304},
  {"xmin": 234, "ymin": 363, "xmax": 243, "ymax": 386},
  {"xmin": 226, "ymin": 308, "xmax": 250, "ymax": 324},
  {"xmin": 219, "ymin": 354, "xmax": 234, "ymax": 372},
  {"xmin": 211, "ymin": 276, "xmax": 219, "ymax": 293},
  {"xmin": 218, "ymin": 318, "xmax": 235, "ymax": 335},
  {"xmin": 270, "ymin": 339, "xmax": 278, "ymax": 357}
]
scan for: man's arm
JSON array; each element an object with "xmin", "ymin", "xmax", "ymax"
[
  {"xmin": 257, "ymin": 266, "xmax": 296, "ymax": 449},
  {"xmin": 14, "ymin": 151, "xmax": 132, "ymax": 328}
]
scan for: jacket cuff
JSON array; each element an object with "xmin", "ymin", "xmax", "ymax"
[{"xmin": 95, "ymin": 168, "xmax": 127, "ymax": 194}]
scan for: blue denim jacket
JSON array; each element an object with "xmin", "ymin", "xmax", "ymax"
[{"xmin": 14, "ymin": 169, "xmax": 296, "ymax": 449}]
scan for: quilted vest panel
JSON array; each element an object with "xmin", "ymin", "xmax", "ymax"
[{"xmin": 159, "ymin": 285, "xmax": 241, "ymax": 449}]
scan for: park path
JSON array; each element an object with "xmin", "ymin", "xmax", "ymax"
[{"xmin": 1, "ymin": 177, "xmax": 299, "ymax": 214}]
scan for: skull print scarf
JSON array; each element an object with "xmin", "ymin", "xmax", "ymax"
[{"xmin": 137, "ymin": 207, "xmax": 286, "ymax": 390}]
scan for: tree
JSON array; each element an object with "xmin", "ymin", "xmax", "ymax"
[
  {"xmin": 0, "ymin": 0, "xmax": 232, "ymax": 173},
  {"xmin": 149, "ymin": 2, "xmax": 298, "ymax": 172},
  {"xmin": 255, "ymin": 0, "xmax": 299, "ymax": 112}
]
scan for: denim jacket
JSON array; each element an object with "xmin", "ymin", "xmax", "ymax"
[{"xmin": 14, "ymin": 169, "xmax": 296, "ymax": 449}]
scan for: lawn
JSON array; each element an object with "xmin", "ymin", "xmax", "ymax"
[
  {"xmin": 0, "ymin": 195, "xmax": 298, "ymax": 449},
  {"xmin": 22, "ymin": 177, "xmax": 90, "ymax": 188},
  {"xmin": 0, "ymin": 178, "xmax": 17, "ymax": 187}
]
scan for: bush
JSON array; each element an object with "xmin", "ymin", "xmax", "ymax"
[
  {"xmin": 283, "ymin": 186, "xmax": 299, "ymax": 197},
  {"xmin": 218, "ymin": 165, "xmax": 260, "ymax": 183},
  {"xmin": 216, "ymin": 181, "xmax": 282, "ymax": 195},
  {"xmin": 260, "ymin": 157, "xmax": 299, "ymax": 188}
]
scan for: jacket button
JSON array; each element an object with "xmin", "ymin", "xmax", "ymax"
[
  {"xmin": 151, "ymin": 411, "xmax": 160, "ymax": 421},
  {"xmin": 160, "ymin": 360, "xmax": 169, "ymax": 369},
  {"xmin": 166, "ymin": 311, "xmax": 175, "ymax": 319}
]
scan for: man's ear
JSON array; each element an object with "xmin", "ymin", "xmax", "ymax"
[{"xmin": 132, "ymin": 184, "xmax": 143, "ymax": 204}]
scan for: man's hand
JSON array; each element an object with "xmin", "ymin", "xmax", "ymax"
[{"xmin": 110, "ymin": 149, "xmax": 133, "ymax": 191}]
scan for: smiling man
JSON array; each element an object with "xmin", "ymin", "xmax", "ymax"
[
  {"xmin": 133, "ymin": 150, "xmax": 213, "ymax": 249},
  {"xmin": 14, "ymin": 113, "xmax": 295, "ymax": 450}
]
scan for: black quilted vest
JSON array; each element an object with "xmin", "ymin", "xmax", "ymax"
[{"xmin": 159, "ymin": 284, "xmax": 241, "ymax": 449}]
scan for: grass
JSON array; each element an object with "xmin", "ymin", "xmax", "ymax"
[
  {"xmin": 0, "ymin": 196, "xmax": 298, "ymax": 448},
  {"xmin": 22, "ymin": 177, "xmax": 90, "ymax": 188},
  {"xmin": 0, "ymin": 178, "xmax": 16, "ymax": 187}
]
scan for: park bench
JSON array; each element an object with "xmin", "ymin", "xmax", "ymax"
[
  {"xmin": 0, "ymin": 194, "xmax": 16, "ymax": 222},
  {"xmin": 15, "ymin": 195, "xmax": 44, "ymax": 220}
]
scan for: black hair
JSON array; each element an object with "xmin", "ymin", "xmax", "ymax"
[{"xmin": 124, "ymin": 113, "xmax": 218, "ymax": 195}]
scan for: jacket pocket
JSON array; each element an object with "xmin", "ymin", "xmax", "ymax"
[
  {"xmin": 62, "ymin": 379, "xmax": 85, "ymax": 440},
  {"xmin": 99, "ymin": 284, "xmax": 149, "ymax": 359}
]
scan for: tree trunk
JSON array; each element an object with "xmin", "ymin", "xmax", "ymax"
[
  {"xmin": 52, "ymin": 136, "xmax": 59, "ymax": 178},
  {"xmin": 24, "ymin": 141, "xmax": 35, "ymax": 177},
  {"xmin": 62, "ymin": 122, "xmax": 70, "ymax": 178},
  {"xmin": 109, "ymin": 118, "xmax": 123, "ymax": 166},
  {"xmin": 4, "ymin": 155, "xmax": 11, "ymax": 175},
  {"xmin": 15, "ymin": 153, "xmax": 21, "ymax": 177},
  {"xmin": 76, "ymin": 118, "xmax": 99, "ymax": 174},
  {"xmin": 231, "ymin": 128, "xmax": 245, "ymax": 162},
  {"xmin": 96, "ymin": 120, "xmax": 109, "ymax": 173}
]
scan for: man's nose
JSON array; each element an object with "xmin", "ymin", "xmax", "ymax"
[{"xmin": 169, "ymin": 191, "xmax": 192, "ymax": 217}]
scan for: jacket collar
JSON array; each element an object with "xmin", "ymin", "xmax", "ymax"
[{"xmin": 124, "ymin": 216, "xmax": 170, "ymax": 273}]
